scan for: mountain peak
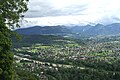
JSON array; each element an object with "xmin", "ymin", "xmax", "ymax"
[{"xmin": 95, "ymin": 23, "xmax": 104, "ymax": 27}]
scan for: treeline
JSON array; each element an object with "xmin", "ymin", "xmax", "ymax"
[
  {"xmin": 15, "ymin": 68, "xmax": 39, "ymax": 80},
  {"xmin": 12, "ymin": 34, "xmax": 84, "ymax": 48},
  {"xmin": 45, "ymin": 67, "xmax": 120, "ymax": 80}
]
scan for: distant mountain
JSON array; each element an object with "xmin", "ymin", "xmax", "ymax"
[
  {"xmin": 16, "ymin": 25, "xmax": 71, "ymax": 35},
  {"xmin": 16, "ymin": 23, "xmax": 120, "ymax": 37},
  {"xmin": 69, "ymin": 23, "xmax": 120, "ymax": 37},
  {"xmin": 70, "ymin": 24, "xmax": 93, "ymax": 33}
]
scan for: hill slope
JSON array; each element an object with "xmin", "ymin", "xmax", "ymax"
[
  {"xmin": 70, "ymin": 23, "xmax": 120, "ymax": 36},
  {"xmin": 16, "ymin": 23, "xmax": 120, "ymax": 37},
  {"xmin": 16, "ymin": 26, "xmax": 71, "ymax": 35}
]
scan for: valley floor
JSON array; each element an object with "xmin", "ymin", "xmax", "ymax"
[{"xmin": 13, "ymin": 35, "xmax": 120, "ymax": 80}]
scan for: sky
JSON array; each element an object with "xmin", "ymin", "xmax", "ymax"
[{"xmin": 21, "ymin": 0, "xmax": 120, "ymax": 27}]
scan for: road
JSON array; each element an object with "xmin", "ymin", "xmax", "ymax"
[{"xmin": 14, "ymin": 55, "xmax": 85, "ymax": 69}]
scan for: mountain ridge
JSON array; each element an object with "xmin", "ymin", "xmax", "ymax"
[{"xmin": 16, "ymin": 23, "xmax": 120, "ymax": 37}]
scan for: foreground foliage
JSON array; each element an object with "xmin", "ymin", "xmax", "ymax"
[{"xmin": 0, "ymin": 0, "xmax": 28, "ymax": 79}]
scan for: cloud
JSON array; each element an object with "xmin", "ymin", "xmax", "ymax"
[
  {"xmin": 22, "ymin": 0, "xmax": 120, "ymax": 27},
  {"xmin": 25, "ymin": 0, "xmax": 88, "ymax": 17}
]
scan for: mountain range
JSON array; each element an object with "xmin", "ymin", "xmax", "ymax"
[
  {"xmin": 16, "ymin": 25, "xmax": 71, "ymax": 35},
  {"xmin": 16, "ymin": 23, "xmax": 120, "ymax": 37}
]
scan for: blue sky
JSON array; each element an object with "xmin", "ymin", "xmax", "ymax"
[{"xmin": 21, "ymin": 0, "xmax": 120, "ymax": 27}]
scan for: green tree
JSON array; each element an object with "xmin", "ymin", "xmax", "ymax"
[{"xmin": 0, "ymin": 0, "xmax": 28, "ymax": 80}]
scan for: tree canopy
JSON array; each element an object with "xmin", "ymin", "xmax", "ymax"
[
  {"xmin": 0, "ymin": 0, "xmax": 29, "ymax": 80},
  {"xmin": 0, "ymin": 0, "xmax": 28, "ymax": 28}
]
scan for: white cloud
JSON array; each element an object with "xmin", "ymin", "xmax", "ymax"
[
  {"xmin": 50, "ymin": 0, "xmax": 89, "ymax": 9},
  {"xmin": 22, "ymin": 0, "xmax": 120, "ymax": 27}
]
